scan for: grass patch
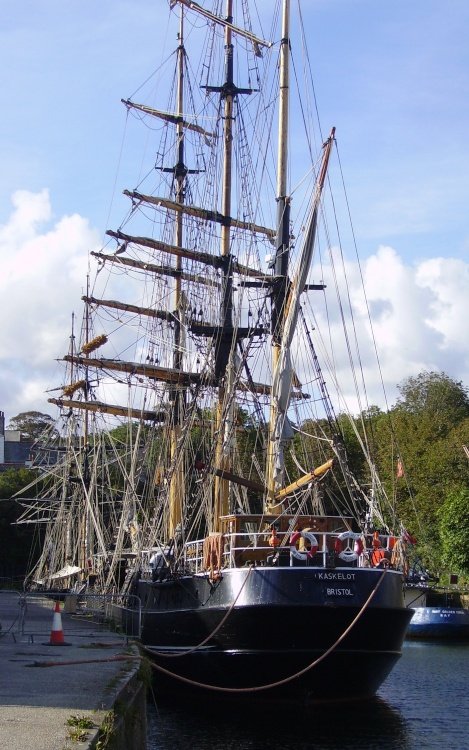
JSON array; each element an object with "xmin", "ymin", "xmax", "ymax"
[
  {"xmin": 95, "ymin": 710, "xmax": 115, "ymax": 750},
  {"xmin": 65, "ymin": 714, "xmax": 95, "ymax": 743}
]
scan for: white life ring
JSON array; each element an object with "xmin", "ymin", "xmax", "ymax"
[
  {"xmin": 336, "ymin": 531, "xmax": 364, "ymax": 563},
  {"xmin": 290, "ymin": 530, "xmax": 319, "ymax": 560}
]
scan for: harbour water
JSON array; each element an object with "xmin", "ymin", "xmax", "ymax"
[{"xmin": 147, "ymin": 641, "xmax": 469, "ymax": 749}]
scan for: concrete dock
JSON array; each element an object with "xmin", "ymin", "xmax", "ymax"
[{"xmin": 0, "ymin": 590, "xmax": 146, "ymax": 750}]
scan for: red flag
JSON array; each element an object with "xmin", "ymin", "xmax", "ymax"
[{"xmin": 402, "ymin": 527, "xmax": 417, "ymax": 545}]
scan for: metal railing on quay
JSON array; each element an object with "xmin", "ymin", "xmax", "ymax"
[{"xmin": 0, "ymin": 588, "xmax": 142, "ymax": 642}]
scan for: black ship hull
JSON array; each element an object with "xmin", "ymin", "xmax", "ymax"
[{"xmin": 127, "ymin": 566, "xmax": 412, "ymax": 702}]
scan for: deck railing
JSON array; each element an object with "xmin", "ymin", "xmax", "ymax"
[{"xmin": 181, "ymin": 530, "xmax": 399, "ymax": 574}]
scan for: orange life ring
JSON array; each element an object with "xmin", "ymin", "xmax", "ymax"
[{"xmin": 290, "ymin": 530, "xmax": 319, "ymax": 560}]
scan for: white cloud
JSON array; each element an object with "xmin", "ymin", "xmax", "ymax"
[
  {"xmin": 300, "ymin": 245, "xmax": 469, "ymax": 414},
  {"xmin": 1, "ymin": 190, "xmax": 468, "ymax": 425},
  {"xmin": 0, "ymin": 190, "xmax": 99, "ymax": 423},
  {"xmin": 364, "ymin": 248, "xmax": 469, "ymax": 405},
  {"xmin": 361, "ymin": 246, "xmax": 441, "ymax": 378},
  {"xmin": 416, "ymin": 257, "xmax": 469, "ymax": 354}
]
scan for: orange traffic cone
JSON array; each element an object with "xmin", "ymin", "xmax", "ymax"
[{"xmin": 48, "ymin": 601, "xmax": 67, "ymax": 645}]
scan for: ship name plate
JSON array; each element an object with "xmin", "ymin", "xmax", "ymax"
[{"xmin": 314, "ymin": 572, "xmax": 356, "ymax": 581}]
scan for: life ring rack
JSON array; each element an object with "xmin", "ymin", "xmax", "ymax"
[
  {"xmin": 290, "ymin": 530, "xmax": 319, "ymax": 561},
  {"xmin": 334, "ymin": 531, "xmax": 364, "ymax": 563}
]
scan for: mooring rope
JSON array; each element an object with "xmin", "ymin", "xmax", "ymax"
[
  {"xmin": 145, "ymin": 569, "xmax": 388, "ymax": 693},
  {"xmin": 143, "ymin": 565, "xmax": 254, "ymax": 658},
  {"xmin": 27, "ymin": 655, "xmax": 141, "ymax": 668}
]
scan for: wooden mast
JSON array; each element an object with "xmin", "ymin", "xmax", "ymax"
[
  {"xmin": 81, "ymin": 277, "xmax": 91, "ymax": 579},
  {"xmin": 65, "ymin": 312, "xmax": 76, "ymax": 574},
  {"xmin": 168, "ymin": 8, "xmax": 186, "ymax": 538},
  {"xmin": 266, "ymin": 0, "xmax": 291, "ymax": 510},
  {"xmin": 213, "ymin": 0, "xmax": 235, "ymax": 529},
  {"xmin": 266, "ymin": 2, "xmax": 336, "ymax": 513}
]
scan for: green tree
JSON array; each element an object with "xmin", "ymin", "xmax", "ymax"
[
  {"xmin": 365, "ymin": 372, "xmax": 469, "ymax": 572},
  {"xmin": 396, "ymin": 371, "xmax": 469, "ymax": 435},
  {"xmin": 0, "ymin": 468, "xmax": 38, "ymax": 499},
  {"xmin": 439, "ymin": 488, "xmax": 469, "ymax": 575},
  {"xmin": 0, "ymin": 468, "xmax": 42, "ymax": 580},
  {"xmin": 7, "ymin": 411, "xmax": 57, "ymax": 440}
]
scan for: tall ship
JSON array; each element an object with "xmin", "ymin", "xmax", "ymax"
[{"xmin": 18, "ymin": 0, "xmax": 413, "ymax": 701}]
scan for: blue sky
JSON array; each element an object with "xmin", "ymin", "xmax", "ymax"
[
  {"xmin": 1, "ymin": 0, "xmax": 468, "ymax": 422},
  {"xmin": 2, "ymin": 0, "xmax": 469, "ymax": 259}
]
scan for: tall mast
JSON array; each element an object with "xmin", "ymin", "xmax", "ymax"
[
  {"xmin": 213, "ymin": 0, "xmax": 235, "ymax": 528},
  {"xmin": 65, "ymin": 311, "xmax": 76, "ymax": 569},
  {"xmin": 207, "ymin": 0, "xmax": 261, "ymax": 527},
  {"xmin": 168, "ymin": 8, "xmax": 186, "ymax": 538},
  {"xmin": 266, "ymin": 0, "xmax": 291, "ymax": 508},
  {"xmin": 266, "ymin": 2, "xmax": 335, "ymax": 513},
  {"xmin": 81, "ymin": 278, "xmax": 92, "ymax": 576}
]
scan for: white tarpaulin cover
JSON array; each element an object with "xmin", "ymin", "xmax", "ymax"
[{"xmin": 49, "ymin": 565, "xmax": 82, "ymax": 581}]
